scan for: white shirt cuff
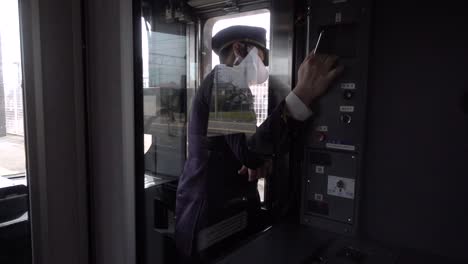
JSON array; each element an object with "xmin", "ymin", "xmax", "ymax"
[{"xmin": 285, "ymin": 92, "xmax": 313, "ymax": 121}]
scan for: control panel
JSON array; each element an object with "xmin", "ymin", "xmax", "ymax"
[{"xmin": 300, "ymin": 0, "xmax": 371, "ymax": 235}]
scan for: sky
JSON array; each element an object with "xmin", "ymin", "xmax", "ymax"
[{"xmin": 0, "ymin": 0, "xmax": 22, "ymax": 87}]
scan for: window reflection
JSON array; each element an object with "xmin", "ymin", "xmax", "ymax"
[
  {"xmin": 142, "ymin": 11, "xmax": 187, "ymax": 178},
  {"xmin": 139, "ymin": 4, "xmax": 273, "ymax": 262},
  {"xmin": 141, "ymin": 1, "xmax": 189, "ymax": 263}
]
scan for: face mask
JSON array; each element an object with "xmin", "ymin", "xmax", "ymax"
[{"xmin": 233, "ymin": 46, "xmax": 269, "ymax": 85}]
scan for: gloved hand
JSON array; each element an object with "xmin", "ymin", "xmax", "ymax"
[
  {"xmin": 293, "ymin": 52, "xmax": 344, "ymax": 107},
  {"xmin": 238, "ymin": 159, "xmax": 273, "ymax": 182}
]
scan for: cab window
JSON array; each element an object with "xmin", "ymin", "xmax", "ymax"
[{"xmin": 204, "ymin": 10, "xmax": 270, "ymax": 202}]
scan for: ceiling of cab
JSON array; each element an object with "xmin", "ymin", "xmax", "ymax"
[{"xmin": 187, "ymin": 0, "xmax": 270, "ymax": 19}]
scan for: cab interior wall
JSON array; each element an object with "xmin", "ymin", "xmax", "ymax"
[
  {"xmin": 220, "ymin": 0, "xmax": 468, "ymax": 261},
  {"xmin": 362, "ymin": 1, "xmax": 468, "ymax": 261},
  {"xmin": 138, "ymin": 0, "xmax": 468, "ymax": 262},
  {"xmin": 291, "ymin": 0, "xmax": 468, "ymax": 262}
]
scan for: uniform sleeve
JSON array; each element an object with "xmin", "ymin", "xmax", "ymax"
[
  {"xmin": 285, "ymin": 91, "xmax": 313, "ymax": 121},
  {"xmin": 246, "ymin": 99, "xmax": 306, "ymax": 158},
  {"xmin": 223, "ymin": 98, "xmax": 307, "ymax": 169}
]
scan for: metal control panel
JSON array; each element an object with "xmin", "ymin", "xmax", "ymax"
[{"xmin": 300, "ymin": 0, "xmax": 371, "ymax": 235}]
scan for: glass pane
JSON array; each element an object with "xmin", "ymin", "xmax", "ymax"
[
  {"xmin": 0, "ymin": 1, "xmax": 31, "ymax": 263},
  {"xmin": 140, "ymin": 1, "xmax": 189, "ymax": 263},
  {"xmin": 142, "ymin": 7, "xmax": 187, "ymax": 179},
  {"xmin": 139, "ymin": 5, "xmax": 275, "ymax": 262}
]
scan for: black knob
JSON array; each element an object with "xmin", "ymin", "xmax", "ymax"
[
  {"xmin": 337, "ymin": 180, "xmax": 345, "ymax": 189},
  {"xmin": 340, "ymin": 114, "xmax": 352, "ymax": 124}
]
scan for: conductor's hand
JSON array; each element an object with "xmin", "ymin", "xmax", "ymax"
[
  {"xmin": 293, "ymin": 52, "xmax": 344, "ymax": 107},
  {"xmin": 238, "ymin": 159, "xmax": 273, "ymax": 182}
]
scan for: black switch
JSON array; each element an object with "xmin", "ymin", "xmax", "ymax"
[{"xmin": 344, "ymin": 90, "xmax": 354, "ymax": 100}]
